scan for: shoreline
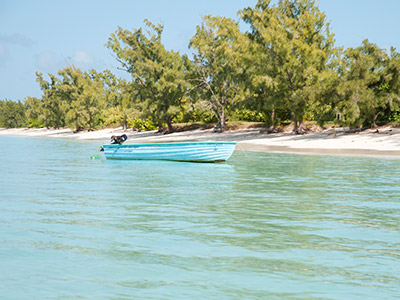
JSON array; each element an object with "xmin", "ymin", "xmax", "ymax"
[{"xmin": 1, "ymin": 127, "xmax": 400, "ymax": 158}]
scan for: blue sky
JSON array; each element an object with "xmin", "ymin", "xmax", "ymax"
[{"xmin": 1, "ymin": 0, "xmax": 400, "ymax": 101}]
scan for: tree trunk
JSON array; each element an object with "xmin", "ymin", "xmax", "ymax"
[
  {"xmin": 293, "ymin": 112, "xmax": 298, "ymax": 132},
  {"xmin": 373, "ymin": 111, "xmax": 382, "ymax": 128},
  {"xmin": 297, "ymin": 121, "xmax": 305, "ymax": 134},
  {"xmin": 271, "ymin": 108, "xmax": 275, "ymax": 127},
  {"xmin": 267, "ymin": 108, "xmax": 275, "ymax": 130},
  {"xmin": 219, "ymin": 105, "xmax": 225, "ymax": 131},
  {"xmin": 166, "ymin": 119, "xmax": 174, "ymax": 133}
]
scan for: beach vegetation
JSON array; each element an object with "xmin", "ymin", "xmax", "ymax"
[
  {"xmin": 106, "ymin": 20, "xmax": 192, "ymax": 133},
  {"xmin": 189, "ymin": 15, "xmax": 250, "ymax": 130},
  {"xmin": 241, "ymin": 0, "xmax": 335, "ymax": 132},
  {"xmin": 24, "ymin": 97, "xmax": 45, "ymax": 128},
  {"xmin": 332, "ymin": 40, "xmax": 400, "ymax": 128},
  {"xmin": 1, "ymin": 0, "xmax": 400, "ymax": 133},
  {"xmin": 0, "ymin": 99, "xmax": 26, "ymax": 128}
]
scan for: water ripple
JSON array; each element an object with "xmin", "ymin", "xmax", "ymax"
[{"xmin": 1, "ymin": 137, "xmax": 400, "ymax": 299}]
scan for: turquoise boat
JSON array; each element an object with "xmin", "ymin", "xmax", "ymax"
[{"xmin": 102, "ymin": 142, "xmax": 236, "ymax": 162}]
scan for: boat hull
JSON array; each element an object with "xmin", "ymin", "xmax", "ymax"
[{"xmin": 102, "ymin": 142, "xmax": 236, "ymax": 162}]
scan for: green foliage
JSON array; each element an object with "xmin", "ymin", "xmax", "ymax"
[
  {"xmin": 333, "ymin": 40, "xmax": 400, "ymax": 127},
  {"xmin": 102, "ymin": 107, "xmax": 126, "ymax": 126},
  {"xmin": 189, "ymin": 15, "xmax": 250, "ymax": 130},
  {"xmin": 2, "ymin": 0, "xmax": 400, "ymax": 131},
  {"xmin": 389, "ymin": 109, "xmax": 400, "ymax": 122},
  {"xmin": 0, "ymin": 99, "xmax": 26, "ymax": 128},
  {"xmin": 128, "ymin": 117, "xmax": 157, "ymax": 131},
  {"xmin": 60, "ymin": 67, "xmax": 107, "ymax": 130},
  {"xmin": 107, "ymin": 20, "xmax": 192, "ymax": 132},
  {"xmin": 24, "ymin": 96, "xmax": 44, "ymax": 128},
  {"xmin": 181, "ymin": 100, "xmax": 218, "ymax": 124},
  {"xmin": 241, "ymin": 0, "xmax": 336, "ymax": 131},
  {"xmin": 33, "ymin": 66, "xmax": 120, "ymax": 130},
  {"xmin": 230, "ymin": 109, "xmax": 265, "ymax": 122},
  {"xmin": 36, "ymin": 72, "xmax": 66, "ymax": 128}
]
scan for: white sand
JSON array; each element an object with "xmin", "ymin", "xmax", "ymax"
[{"xmin": 1, "ymin": 126, "xmax": 400, "ymax": 157}]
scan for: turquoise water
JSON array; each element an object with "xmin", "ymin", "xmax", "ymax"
[{"xmin": 1, "ymin": 136, "xmax": 399, "ymax": 300}]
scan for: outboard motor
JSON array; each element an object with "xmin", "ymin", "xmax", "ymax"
[{"xmin": 110, "ymin": 134, "xmax": 128, "ymax": 144}]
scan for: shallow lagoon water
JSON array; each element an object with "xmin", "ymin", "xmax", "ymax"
[{"xmin": 0, "ymin": 136, "xmax": 399, "ymax": 299}]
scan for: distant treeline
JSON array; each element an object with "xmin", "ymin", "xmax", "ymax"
[{"xmin": 2, "ymin": 0, "xmax": 400, "ymax": 132}]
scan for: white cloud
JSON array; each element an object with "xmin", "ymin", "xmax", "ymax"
[
  {"xmin": 0, "ymin": 33, "xmax": 34, "ymax": 47},
  {"xmin": 72, "ymin": 50, "xmax": 92, "ymax": 66},
  {"xmin": 35, "ymin": 51, "xmax": 58, "ymax": 70}
]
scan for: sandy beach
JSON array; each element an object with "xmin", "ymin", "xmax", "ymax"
[{"xmin": 1, "ymin": 126, "xmax": 400, "ymax": 157}]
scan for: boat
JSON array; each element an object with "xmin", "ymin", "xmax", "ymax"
[{"xmin": 101, "ymin": 142, "xmax": 236, "ymax": 162}]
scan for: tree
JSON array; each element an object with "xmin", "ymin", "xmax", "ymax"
[
  {"xmin": 107, "ymin": 20, "xmax": 192, "ymax": 132},
  {"xmin": 101, "ymin": 75, "xmax": 139, "ymax": 131},
  {"xmin": 0, "ymin": 99, "xmax": 26, "ymax": 128},
  {"xmin": 58, "ymin": 66, "xmax": 105, "ymax": 130},
  {"xmin": 241, "ymin": 0, "xmax": 335, "ymax": 132},
  {"xmin": 35, "ymin": 66, "xmax": 109, "ymax": 130},
  {"xmin": 334, "ymin": 40, "xmax": 400, "ymax": 127},
  {"xmin": 189, "ymin": 15, "xmax": 249, "ymax": 131},
  {"xmin": 25, "ymin": 96, "xmax": 44, "ymax": 128},
  {"xmin": 36, "ymin": 72, "xmax": 67, "ymax": 129}
]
